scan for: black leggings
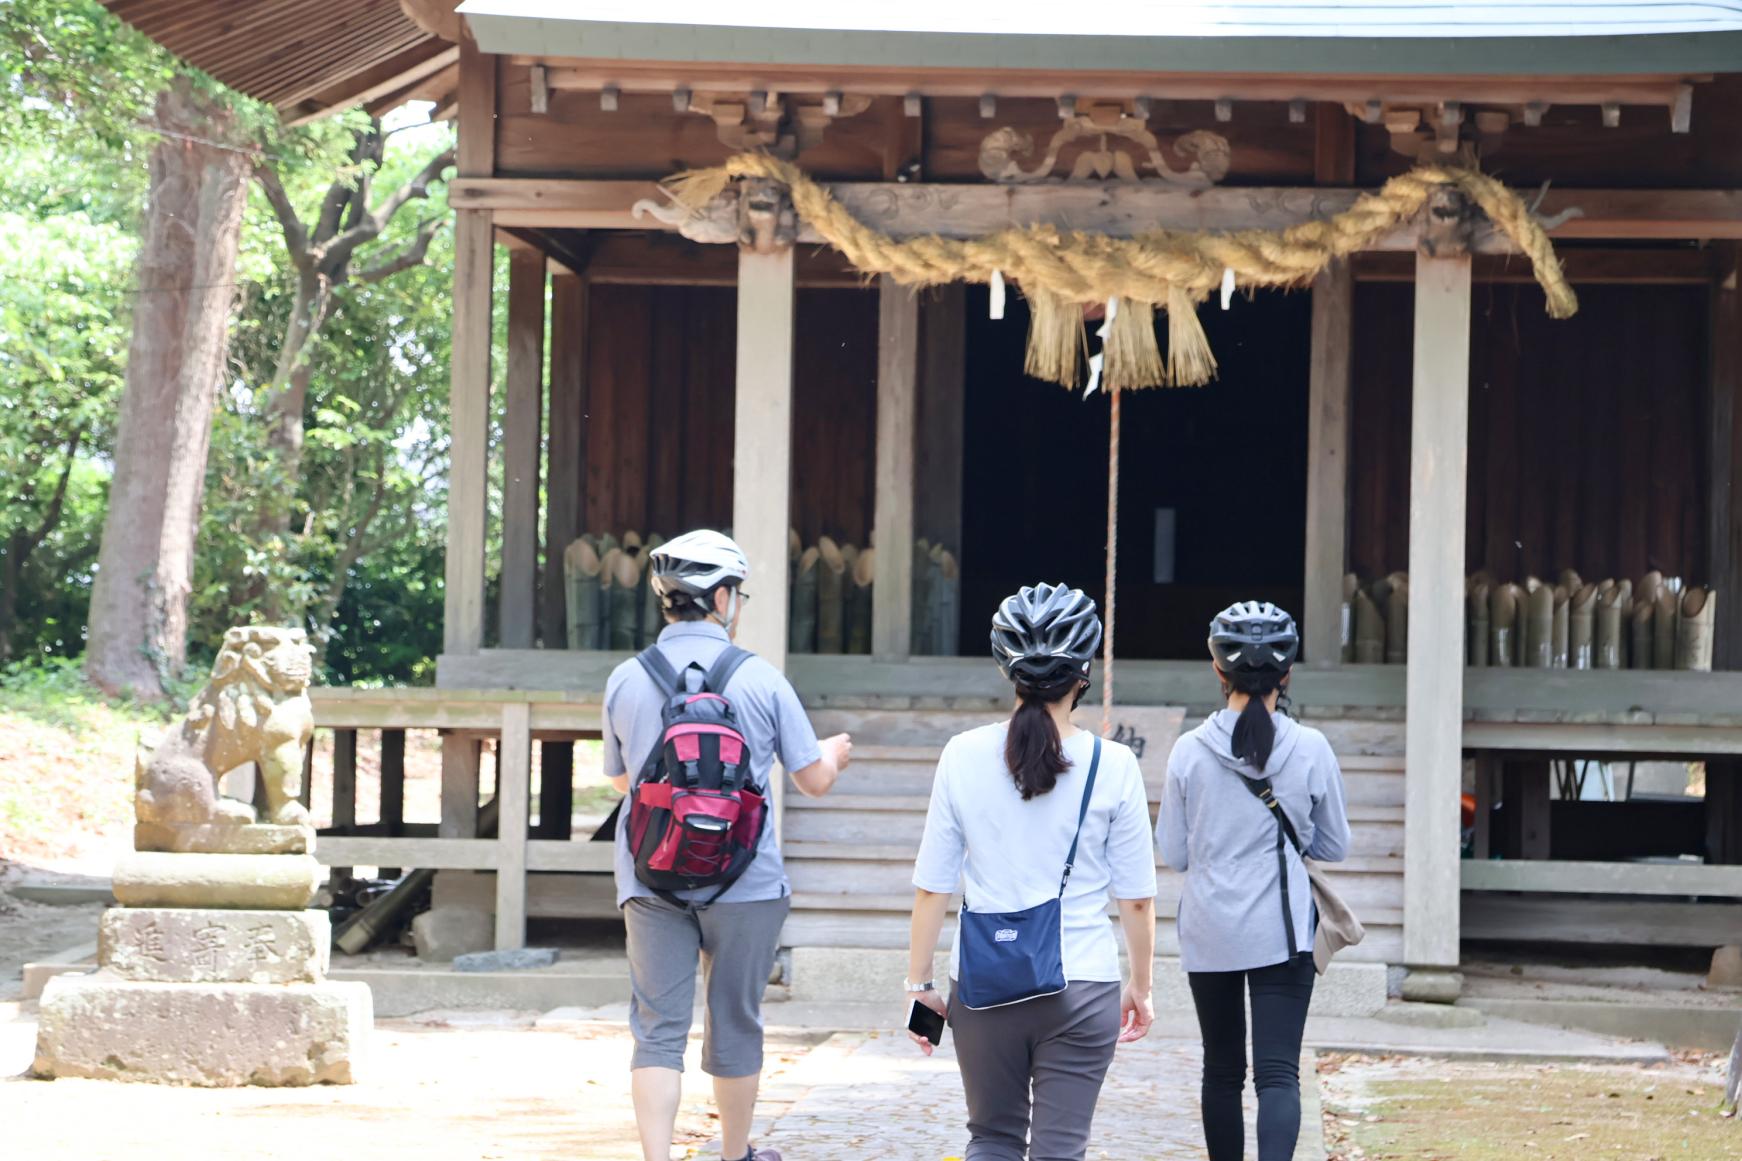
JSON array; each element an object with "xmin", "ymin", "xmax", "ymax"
[{"xmin": 1187, "ymin": 952, "xmax": 1316, "ymax": 1161}]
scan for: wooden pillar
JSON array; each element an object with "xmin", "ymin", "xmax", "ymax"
[
  {"xmin": 733, "ymin": 246, "xmax": 795, "ymax": 835},
  {"xmin": 444, "ymin": 209, "xmax": 493, "ymax": 656},
  {"xmin": 731, "ymin": 247, "xmax": 796, "ymax": 670},
  {"xmin": 542, "ymin": 274, "xmax": 587, "ymax": 648},
  {"xmin": 439, "ymin": 735, "xmax": 481, "ymax": 839},
  {"xmin": 538, "ymin": 740, "xmax": 574, "ymax": 839},
  {"xmin": 329, "ymin": 728, "xmax": 358, "ymax": 881},
  {"xmin": 495, "ymin": 703, "xmax": 531, "ymax": 950},
  {"xmin": 444, "ymin": 22, "xmax": 496, "ymax": 657},
  {"xmin": 873, "ymin": 275, "xmax": 919, "ymax": 659},
  {"xmin": 1403, "ymin": 250, "xmax": 1472, "ymax": 973},
  {"xmin": 379, "ymin": 727, "xmax": 406, "ymax": 877},
  {"xmin": 379, "ymin": 729, "xmax": 406, "ymax": 837},
  {"xmin": 1302, "ymin": 265, "xmax": 1353, "ymax": 665},
  {"xmin": 916, "ymin": 284, "xmax": 967, "ymax": 559},
  {"xmin": 500, "ymin": 246, "xmax": 546, "ymax": 649},
  {"xmin": 1710, "ymin": 245, "xmax": 1741, "ymax": 669}
]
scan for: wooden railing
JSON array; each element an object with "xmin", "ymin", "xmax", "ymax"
[{"xmin": 306, "ymin": 687, "xmax": 608, "ymax": 950}]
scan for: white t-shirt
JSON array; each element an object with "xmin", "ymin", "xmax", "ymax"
[{"xmin": 912, "ymin": 724, "xmax": 1157, "ymax": 984}]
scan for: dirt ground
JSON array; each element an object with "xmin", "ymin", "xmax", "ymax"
[
  {"xmin": 0, "ymin": 1007, "xmax": 825, "ymax": 1161},
  {"xmin": 1319, "ymin": 1052, "xmax": 1741, "ymax": 1161}
]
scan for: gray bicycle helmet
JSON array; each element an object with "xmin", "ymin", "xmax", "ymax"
[
  {"xmin": 990, "ymin": 583, "xmax": 1103, "ymax": 685},
  {"xmin": 1207, "ymin": 600, "xmax": 1299, "ymax": 676}
]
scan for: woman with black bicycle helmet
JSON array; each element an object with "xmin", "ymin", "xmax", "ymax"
[
  {"xmin": 905, "ymin": 583, "xmax": 1158, "ymax": 1161},
  {"xmin": 1158, "ymin": 601, "xmax": 1351, "ymax": 1161}
]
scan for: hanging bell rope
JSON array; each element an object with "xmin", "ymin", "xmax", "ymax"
[{"xmin": 664, "ymin": 153, "xmax": 1579, "ymax": 389}]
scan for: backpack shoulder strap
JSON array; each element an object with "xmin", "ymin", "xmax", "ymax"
[
  {"xmin": 702, "ymin": 645, "xmax": 752, "ymax": 695},
  {"xmin": 635, "ymin": 646, "xmax": 682, "ymax": 697}
]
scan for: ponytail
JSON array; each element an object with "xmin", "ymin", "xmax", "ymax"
[
  {"xmin": 1005, "ymin": 675, "xmax": 1086, "ymax": 800},
  {"xmin": 1231, "ymin": 694, "xmax": 1276, "ymax": 771},
  {"xmin": 1222, "ymin": 667, "xmax": 1288, "ymax": 771}
]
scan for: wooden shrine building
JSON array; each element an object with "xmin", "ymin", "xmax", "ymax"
[{"xmin": 104, "ymin": 1, "xmax": 1742, "ymax": 999}]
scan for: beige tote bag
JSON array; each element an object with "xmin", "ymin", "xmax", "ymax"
[{"xmin": 1242, "ymin": 777, "xmax": 1366, "ymax": 975}]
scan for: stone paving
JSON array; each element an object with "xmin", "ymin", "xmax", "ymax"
[
  {"xmin": 756, "ymin": 1030, "xmax": 1321, "ymax": 1161},
  {"xmin": 3, "ymin": 996, "xmax": 1325, "ymax": 1161}
]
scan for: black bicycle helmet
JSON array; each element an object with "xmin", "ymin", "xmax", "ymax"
[
  {"xmin": 990, "ymin": 583, "xmax": 1103, "ymax": 685},
  {"xmin": 1207, "ymin": 600, "xmax": 1299, "ymax": 676}
]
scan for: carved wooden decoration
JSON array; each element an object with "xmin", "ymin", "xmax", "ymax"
[
  {"xmin": 689, "ymin": 92, "xmax": 871, "ymax": 157},
  {"xmin": 978, "ymin": 113, "xmax": 1231, "ymax": 186},
  {"xmin": 632, "ymin": 180, "xmax": 797, "ymax": 252}
]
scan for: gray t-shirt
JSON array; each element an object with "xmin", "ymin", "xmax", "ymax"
[{"xmin": 604, "ymin": 621, "xmax": 822, "ymax": 907}]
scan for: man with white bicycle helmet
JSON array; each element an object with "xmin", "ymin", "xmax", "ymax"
[{"xmin": 603, "ymin": 529, "xmax": 852, "ymax": 1161}]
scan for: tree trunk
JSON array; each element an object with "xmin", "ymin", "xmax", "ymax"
[{"xmin": 85, "ymin": 78, "xmax": 249, "ymax": 698}]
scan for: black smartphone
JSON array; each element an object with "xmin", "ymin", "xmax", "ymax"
[{"xmin": 908, "ymin": 998, "xmax": 946, "ymax": 1046}]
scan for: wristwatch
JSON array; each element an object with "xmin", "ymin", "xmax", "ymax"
[{"xmin": 903, "ymin": 979, "xmax": 936, "ymax": 993}]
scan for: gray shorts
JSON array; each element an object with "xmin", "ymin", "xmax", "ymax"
[{"xmin": 623, "ymin": 894, "xmax": 790, "ymax": 1076}]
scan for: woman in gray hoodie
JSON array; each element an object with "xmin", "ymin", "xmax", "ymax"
[{"xmin": 1157, "ymin": 601, "xmax": 1350, "ymax": 1161}]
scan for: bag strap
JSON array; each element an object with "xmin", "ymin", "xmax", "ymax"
[
  {"xmin": 1242, "ymin": 776, "xmax": 1307, "ymax": 858},
  {"xmin": 1240, "ymin": 774, "xmax": 1302, "ymax": 957},
  {"xmin": 702, "ymin": 645, "xmax": 752, "ymax": 696},
  {"xmin": 1057, "ymin": 735, "xmax": 1103, "ymax": 897},
  {"xmin": 634, "ymin": 646, "xmax": 682, "ymax": 697}
]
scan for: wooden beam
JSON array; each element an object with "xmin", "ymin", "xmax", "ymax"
[
  {"xmin": 916, "ymin": 285, "xmax": 967, "ymax": 560},
  {"xmin": 1461, "ymin": 895, "xmax": 1742, "ymax": 947},
  {"xmin": 1353, "ymin": 248, "xmax": 1717, "ymax": 284},
  {"xmin": 1403, "ymin": 250, "xmax": 1472, "ymax": 971},
  {"xmin": 542, "ymin": 274, "xmax": 586, "ymax": 649},
  {"xmin": 494, "ymin": 702, "xmax": 531, "ymax": 950},
  {"xmin": 521, "ymin": 58, "xmax": 1698, "ymax": 110},
  {"xmin": 1464, "ymin": 859, "xmax": 1742, "ymax": 896},
  {"xmin": 580, "ymin": 232, "xmax": 861, "ymax": 287},
  {"xmin": 317, "ymin": 836, "xmax": 499, "ymax": 870},
  {"xmin": 451, "ymin": 179, "xmax": 1742, "ymax": 246},
  {"xmin": 733, "ymin": 247, "xmax": 796, "ymax": 830},
  {"xmin": 457, "ymin": 24, "xmax": 495, "ymax": 177},
  {"xmin": 442, "ymin": 209, "xmax": 493, "ymax": 654},
  {"xmin": 1302, "ymin": 265, "xmax": 1353, "ymax": 665},
  {"xmin": 500, "ymin": 246, "xmax": 545, "ymax": 650},
  {"xmin": 1465, "ymin": 721, "xmax": 1742, "ymax": 755},
  {"xmin": 872, "ymin": 275, "xmax": 919, "ymax": 660}
]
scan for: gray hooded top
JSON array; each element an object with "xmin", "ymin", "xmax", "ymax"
[{"xmin": 1156, "ymin": 710, "xmax": 1350, "ymax": 973}]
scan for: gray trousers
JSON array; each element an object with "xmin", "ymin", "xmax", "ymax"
[
  {"xmin": 623, "ymin": 893, "xmax": 790, "ymax": 1076},
  {"xmin": 947, "ymin": 979, "xmax": 1122, "ymax": 1161}
]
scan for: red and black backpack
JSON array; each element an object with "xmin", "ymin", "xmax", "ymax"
[{"xmin": 626, "ymin": 645, "xmax": 767, "ymax": 907}]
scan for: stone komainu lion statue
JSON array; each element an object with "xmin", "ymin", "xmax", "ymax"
[{"xmin": 134, "ymin": 627, "xmax": 316, "ymax": 854}]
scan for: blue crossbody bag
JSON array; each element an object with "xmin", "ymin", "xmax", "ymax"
[{"xmin": 955, "ymin": 735, "xmax": 1101, "ymax": 1010}]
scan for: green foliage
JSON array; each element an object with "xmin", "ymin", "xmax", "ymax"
[
  {"xmin": 1, "ymin": 3, "xmax": 461, "ymax": 686},
  {"xmin": 194, "ymin": 120, "xmax": 458, "ymax": 683},
  {"xmin": 0, "ymin": 209, "xmax": 135, "ymax": 660}
]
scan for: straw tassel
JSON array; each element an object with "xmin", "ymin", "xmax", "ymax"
[
  {"xmin": 1022, "ymin": 288, "xmax": 1084, "ymax": 387},
  {"xmin": 1165, "ymin": 284, "xmax": 1218, "ymax": 387},
  {"xmin": 1101, "ymin": 298, "xmax": 1166, "ymax": 391}
]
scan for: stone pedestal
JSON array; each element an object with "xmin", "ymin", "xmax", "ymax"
[
  {"xmin": 33, "ymin": 976, "xmax": 370, "ymax": 1086},
  {"xmin": 33, "ymin": 852, "xmax": 368, "ymax": 1087}
]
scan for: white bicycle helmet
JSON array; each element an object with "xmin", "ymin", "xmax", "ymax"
[{"xmin": 649, "ymin": 530, "xmax": 750, "ymax": 611}]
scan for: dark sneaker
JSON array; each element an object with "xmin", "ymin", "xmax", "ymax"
[{"xmin": 749, "ymin": 1148, "xmax": 782, "ymax": 1161}]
